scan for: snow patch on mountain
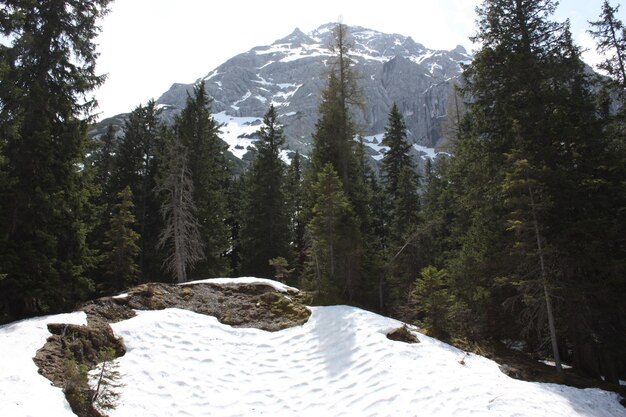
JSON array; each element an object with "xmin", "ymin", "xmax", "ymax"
[
  {"xmin": 362, "ymin": 133, "xmax": 445, "ymax": 161},
  {"xmin": 214, "ymin": 112, "xmax": 261, "ymax": 159}
]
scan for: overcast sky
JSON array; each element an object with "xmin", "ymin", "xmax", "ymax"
[{"xmin": 93, "ymin": 0, "xmax": 624, "ymax": 119}]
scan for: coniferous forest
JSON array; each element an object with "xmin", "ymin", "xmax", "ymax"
[{"xmin": 0, "ymin": 0, "xmax": 625, "ymax": 386}]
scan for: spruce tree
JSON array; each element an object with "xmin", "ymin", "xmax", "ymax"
[
  {"xmin": 308, "ymin": 163, "xmax": 361, "ymax": 302},
  {"xmin": 381, "ymin": 103, "xmax": 413, "ymax": 199},
  {"xmin": 306, "ymin": 22, "xmax": 372, "ymax": 303},
  {"xmin": 112, "ymin": 101, "xmax": 164, "ymax": 282},
  {"xmin": 102, "ymin": 186, "xmax": 140, "ymax": 292},
  {"xmin": 285, "ymin": 151, "xmax": 306, "ymax": 277},
  {"xmin": 444, "ymin": 0, "xmax": 626, "ymax": 377},
  {"xmin": 0, "ymin": 0, "xmax": 111, "ymax": 319},
  {"xmin": 240, "ymin": 105, "xmax": 291, "ymax": 277},
  {"xmin": 175, "ymin": 84, "xmax": 230, "ymax": 276},
  {"xmin": 378, "ymin": 104, "xmax": 422, "ymax": 313},
  {"xmin": 589, "ymin": 0, "xmax": 626, "ymax": 89}
]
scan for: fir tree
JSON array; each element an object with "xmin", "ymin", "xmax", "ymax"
[
  {"xmin": 445, "ymin": 0, "xmax": 626, "ymax": 378},
  {"xmin": 381, "ymin": 103, "xmax": 413, "ymax": 199},
  {"xmin": 112, "ymin": 101, "xmax": 164, "ymax": 282},
  {"xmin": 240, "ymin": 105, "xmax": 291, "ymax": 277},
  {"xmin": 502, "ymin": 149, "xmax": 562, "ymax": 373},
  {"xmin": 0, "ymin": 0, "xmax": 111, "ymax": 319},
  {"xmin": 285, "ymin": 152, "xmax": 306, "ymax": 277},
  {"xmin": 308, "ymin": 163, "xmax": 361, "ymax": 302},
  {"xmin": 176, "ymin": 84, "xmax": 231, "ymax": 276},
  {"xmin": 379, "ymin": 104, "xmax": 421, "ymax": 314},
  {"xmin": 102, "ymin": 186, "xmax": 140, "ymax": 292},
  {"xmin": 589, "ymin": 0, "xmax": 626, "ymax": 89},
  {"xmin": 306, "ymin": 22, "xmax": 374, "ymax": 303}
]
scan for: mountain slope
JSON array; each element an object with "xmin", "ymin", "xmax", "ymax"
[
  {"xmin": 150, "ymin": 23, "xmax": 469, "ymax": 158},
  {"xmin": 1, "ymin": 278, "xmax": 624, "ymax": 417}
]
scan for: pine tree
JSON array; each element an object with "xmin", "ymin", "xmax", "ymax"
[
  {"xmin": 444, "ymin": 0, "xmax": 626, "ymax": 377},
  {"xmin": 176, "ymin": 84, "xmax": 231, "ymax": 276},
  {"xmin": 308, "ymin": 163, "xmax": 360, "ymax": 302},
  {"xmin": 112, "ymin": 101, "xmax": 164, "ymax": 282},
  {"xmin": 240, "ymin": 105, "xmax": 291, "ymax": 277},
  {"xmin": 381, "ymin": 103, "xmax": 413, "ymax": 198},
  {"xmin": 378, "ymin": 104, "xmax": 422, "ymax": 314},
  {"xmin": 102, "ymin": 186, "xmax": 140, "ymax": 292},
  {"xmin": 156, "ymin": 127, "xmax": 204, "ymax": 283},
  {"xmin": 589, "ymin": 0, "xmax": 626, "ymax": 89},
  {"xmin": 0, "ymin": 0, "xmax": 111, "ymax": 319},
  {"xmin": 285, "ymin": 152, "xmax": 306, "ymax": 277}
]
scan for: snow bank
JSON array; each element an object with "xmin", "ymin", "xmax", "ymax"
[
  {"xmin": 107, "ymin": 305, "xmax": 625, "ymax": 417},
  {"xmin": 2, "ymin": 285, "xmax": 624, "ymax": 417},
  {"xmin": 0, "ymin": 312, "xmax": 87, "ymax": 417}
]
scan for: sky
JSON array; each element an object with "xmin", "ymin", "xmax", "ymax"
[{"xmin": 93, "ymin": 0, "xmax": 625, "ymax": 120}]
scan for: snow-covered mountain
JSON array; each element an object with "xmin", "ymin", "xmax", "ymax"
[
  {"xmin": 1, "ymin": 277, "xmax": 625, "ymax": 417},
  {"xmin": 113, "ymin": 23, "xmax": 469, "ymax": 161}
]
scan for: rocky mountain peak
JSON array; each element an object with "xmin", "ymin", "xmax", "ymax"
[
  {"xmin": 96, "ymin": 23, "xmax": 470, "ymax": 165},
  {"xmin": 273, "ymin": 27, "xmax": 315, "ymax": 47}
]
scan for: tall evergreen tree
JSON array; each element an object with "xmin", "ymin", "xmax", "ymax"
[
  {"xmin": 379, "ymin": 105, "xmax": 421, "ymax": 314},
  {"xmin": 240, "ymin": 105, "xmax": 291, "ymax": 277},
  {"xmin": 175, "ymin": 84, "xmax": 231, "ymax": 276},
  {"xmin": 285, "ymin": 151, "xmax": 306, "ymax": 277},
  {"xmin": 308, "ymin": 163, "xmax": 361, "ymax": 302},
  {"xmin": 112, "ymin": 101, "xmax": 164, "ymax": 282},
  {"xmin": 445, "ymin": 0, "xmax": 626, "ymax": 379},
  {"xmin": 102, "ymin": 186, "xmax": 140, "ymax": 293},
  {"xmin": 0, "ymin": 0, "xmax": 111, "ymax": 319},
  {"xmin": 156, "ymin": 127, "xmax": 204, "ymax": 283},
  {"xmin": 306, "ymin": 22, "xmax": 375, "ymax": 303},
  {"xmin": 589, "ymin": 0, "xmax": 626, "ymax": 89},
  {"xmin": 381, "ymin": 103, "xmax": 413, "ymax": 198}
]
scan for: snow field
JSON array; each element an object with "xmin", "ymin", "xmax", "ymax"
[
  {"xmin": 108, "ymin": 305, "xmax": 625, "ymax": 417},
  {"xmin": 0, "ymin": 277, "xmax": 623, "ymax": 417}
]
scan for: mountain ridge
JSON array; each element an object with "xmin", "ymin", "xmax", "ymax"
[{"xmin": 95, "ymin": 23, "xmax": 470, "ymax": 162}]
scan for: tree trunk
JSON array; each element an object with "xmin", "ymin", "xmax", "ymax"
[{"xmin": 527, "ymin": 177, "xmax": 562, "ymax": 374}]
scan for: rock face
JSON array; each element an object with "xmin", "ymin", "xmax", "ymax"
[{"xmin": 152, "ymin": 23, "xmax": 470, "ymax": 155}]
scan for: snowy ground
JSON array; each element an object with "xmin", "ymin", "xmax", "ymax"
[
  {"xmin": 1, "ymin": 278, "xmax": 624, "ymax": 417},
  {"xmin": 0, "ymin": 312, "xmax": 86, "ymax": 417}
]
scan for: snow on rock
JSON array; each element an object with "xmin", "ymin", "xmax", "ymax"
[
  {"xmin": 183, "ymin": 276, "xmax": 298, "ymax": 293},
  {"xmin": 106, "ymin": 305, "xmax": 624, "ymax": 417},
  {"xmin": 0, "ymin": 312, "xmax": 87, "ymax": 417},
  {"xmin": 213, "ymin": 111, "xmax": 262, "ymax": 159}
]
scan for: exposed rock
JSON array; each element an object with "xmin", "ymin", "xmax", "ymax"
[
  {"xmin": 86, "ymin": 281, "xmax": 312, "ymax": 331},
  {"xmin": 35, "ymin": 322, "xmax": 125, "ymax": 387},
  {"xmin": 386, "ymin": 324, "xmax": 420, "ymax": 344},
  {"xmin": 33, "ymin": 280, "xmax": 312, "ymax": 417}
]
